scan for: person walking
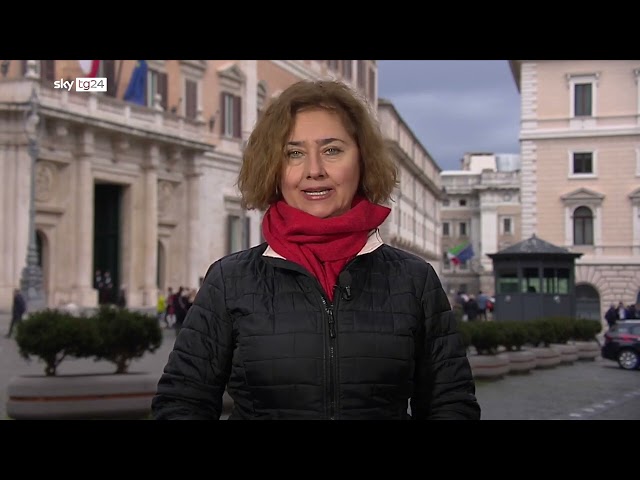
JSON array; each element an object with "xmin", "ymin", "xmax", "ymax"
[
  {"xmin": 604, "ymin": 303, "xmax": 618, "ymax": 328},
  {"xmin": 6, "ymin": 289, "xmax": 26, "ymax": 338},
  {"xmin": 477, "ymin": 291, "xmax": 489, "ymax": 321}
]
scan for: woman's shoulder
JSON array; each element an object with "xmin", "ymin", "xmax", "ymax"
[
  {"xmin": 204, "ymin": 243, "xmax": 268, "ymax": 279},
  {"xmin": 372, "ymin": 244, "xmax": 437, "ymax": 272}
]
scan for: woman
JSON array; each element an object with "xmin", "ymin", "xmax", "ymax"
[{"xmin": 152, "ymin": 80, "xmax": 480, "ymax": 420}]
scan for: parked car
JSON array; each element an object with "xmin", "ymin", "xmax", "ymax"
[{"xmin": 601, "ymin": 320, "xmax": 640, "ymax": 370}]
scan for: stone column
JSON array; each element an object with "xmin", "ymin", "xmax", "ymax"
[
  {"xmin": 72, "ymin": 129, "xmax": 97, "ymax": 307},
  {"xmin": 480, "ymin": 204, "xmax": 497, "ymax": 273},
  {"xmin": 240, "ymin": 60, "xmax": 258, "ymax": 246},
  {"xmin": 141, "ymin": 144, "xmax": 159, "ymax": 307},
  {"xmin": 186, "ymin": 155, "xmax": 202, "ymax": 288}
]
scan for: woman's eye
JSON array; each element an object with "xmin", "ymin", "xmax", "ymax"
[
  {"xmin": 324, "ymin": 147, "xmax": 342, "ymax": 155},
  {"xmin": 287, "ymin": 150, "xmax": 303, "ymax": 158}
]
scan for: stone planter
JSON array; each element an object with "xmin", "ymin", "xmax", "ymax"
[
  {"xmin": 573, "ymin": 341, "xmax": 600, "ymax": 361},
  {"xmin": 550, "ymin": 343, "xmax": 579, "ymax": 364},
  {"xmin": 527, "ymin": 347, "xmax": 562, "ymax": 369},
  {"xmin": 468, "ymin": 353, "xmax": 510, "ymax": 380},
  {"xmin": 503, "ymin": 350, "xmax": 537, "ymax": 374},
  {"xmin": 6, "ymin": 372, "xmax": 159, "ymax": 420}
]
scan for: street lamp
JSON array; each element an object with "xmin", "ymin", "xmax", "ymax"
[{"xmin": 20, "ymin": 86, "xmax": 46, "ymax": 312}]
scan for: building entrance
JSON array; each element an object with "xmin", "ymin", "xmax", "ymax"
[{"xmin": 93, "ymin": 183, "xmax": 122, "ymax": 305}]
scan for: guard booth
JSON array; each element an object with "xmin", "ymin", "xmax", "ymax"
[{"xmin": 487, "ymin": 235, "xmax": 582, "ymax": 322}]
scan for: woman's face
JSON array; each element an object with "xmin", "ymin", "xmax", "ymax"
[{"xmin": 280, "ymin": 108, "xmax": 360, "ymax": 219}]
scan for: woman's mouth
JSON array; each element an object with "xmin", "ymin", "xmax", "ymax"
[{"xmin": 302, "ymin": 189, "xmax": 333, "ymax": 199}]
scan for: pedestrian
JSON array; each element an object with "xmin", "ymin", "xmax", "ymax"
[
  {"xmin": 157, "ymin": 290, "xmax": 167, "ymax": 326},
  {"xmin": 604, "ymin": 303, "xmax": 618, "ymax": 328},
  {"xmin": 152, "ymin": 79, "xmax": 480, "ymax": 420},
  {"xmin": 465, "ymin": 295, "xmax": 480, "ymax": 322},
  {"xmin": 115, "ymin": 284, "xmax": 127, "ymax": 309},
  {"xmin": 476, "ymin": 290, "xmax": 489, "ymax": 321},
  {"xmin": 172, "ymin": 286, "xmax": 187, "ymax": 334},
  {"xmin": 6, "ymin": 288, "xmax": 26, "ymax": 338}
]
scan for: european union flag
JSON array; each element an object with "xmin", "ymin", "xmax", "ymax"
[{"xmin": 123, "ymin": 60, "xmax": 148, "ymax": 106}]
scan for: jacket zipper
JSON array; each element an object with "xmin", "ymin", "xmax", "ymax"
[
  {"xmin": 262, "ymin": 255, "xmax": 360, "ymax": 421},
  {"xmin": 320, "ymin": 293, "xmax": 337, "ymax": 420}
]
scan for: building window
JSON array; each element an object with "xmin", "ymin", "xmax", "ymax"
[
  {"xmin": 146, "ymin": 68, "xmax": 168, "ymax": 110},
  {"xmin": 342, "ymin": 60, "xmax": 352, "ymax": 80},
  {"xmin": 357, "ymin": 60, "xmax": 366, "ymax": 89},
  {"xmin": 221, "ymin": 92, "xmax": 242, "ymax": 138},
  {"xmin": 567, "ymin": 73, "xmax": 598, "ymax": 119},
  {"xmin": 573, "ymin": 206, "xmax": 594, "ymax": 245},
  {"xmin": 443, "ymin": 252, "xmax": 451, "ymax": 270},
  {"xmin": 227, "ymin": 214, "xmax": 250, "ymax": 254},
  {"xmin": 98, "ymin": 60, "xmax": 117, "ymax": 97},
  {"xmin": 443, "ymin": 222, "xmax": 450, "ymax": 236},
  {"xmin": 185, "ymin": 79, "xmax": 198, "ymax": 120},
  {"xmin": 459, "ymin": 199, "xmax": 467, "ymax": 206},
  {"xmin": 543, "ymin": 268, "xmax": 570, "ymax": 294},
  {"xmin": 40, "ymin": 60, "xmax": 56, "ymax": 82},
  {"xmin": 572, "ymin": 152, "xmax": 593, "ymax": 175},
  {"xmin": 574, "ymin": 83, "xmax": 592, "ymax": 116},
  {"xmin": 497, "ymin": 270, "xmax": 519, "ymax": 294},
  {"xmin": 327, "ymin": 60, "xmax": 339, "ymax": 71},
  {"xmin": 503, "ymin": 217, "xmax": 512, "ymax": 235},
  {"xmin": 459, "ymin": 222, "xmax": 467, "ymax": 237},
  {"xmin": 522, "ymin": 267, "xmax": 540, "ymax": 293}
]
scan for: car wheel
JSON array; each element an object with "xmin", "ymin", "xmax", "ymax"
[{"xmin": 617, "ymin": 349, "xmax": 640, "ymax": 370}]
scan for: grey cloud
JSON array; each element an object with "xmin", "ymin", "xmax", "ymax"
[{"xmin": 377, "ymin": 60, "xmax": 520, "ymax": 171}]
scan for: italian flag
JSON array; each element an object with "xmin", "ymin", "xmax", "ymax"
[
  {"xmin": 78, "ymin": 60, "xmax": 101, "ymax": 77},
  {"xmin": 447, "ymin": 243, "xmax": 466, "ymax": 266}
]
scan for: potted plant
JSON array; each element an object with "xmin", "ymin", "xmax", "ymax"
[
  {"xmin": 459, "ymin": 321, "xmax": 510, "ymax": 380},
  {"xmin": 6, "ymin": 306, "xmax": 163, "ymax": 420}
]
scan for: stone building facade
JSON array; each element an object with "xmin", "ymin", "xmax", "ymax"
[
  {"xmin": 440, "ymin": 153, "xmax": 522, "ymax": 297},
  {"xmin": 509, "ymin": 60, "xmax": 640, "ymax": 321},
  {"xmin": 0, "ymin": 59, "xmax": 442, "ymax": 312}
]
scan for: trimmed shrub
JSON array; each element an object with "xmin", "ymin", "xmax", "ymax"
[
  {"xmin": 572, "ymin": 318, "xmax": 602, "ymax": 341},
  {"xmin": 91, "ymin": 306, "xmax": 163, "ymax": 374},
  {"xmin": 468, "ymin": 321, "xmax": 505, "ymax": 355},
  {"xmin": 15, "ymin": 309, "xmax": 99, "ymax": 376},
  {"xmin": 499, "ymin": 321, "xmax": 530, "ymax": 351}
]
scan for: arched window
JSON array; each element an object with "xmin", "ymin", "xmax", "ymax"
[{"xmin": 573, "ymin": 206, "xmax": 593, "ymax": 245}]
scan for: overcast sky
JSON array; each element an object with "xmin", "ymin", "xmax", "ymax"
[{"xmin": 376, "ymin": 60, "xmax": 521, "ymax": 172}]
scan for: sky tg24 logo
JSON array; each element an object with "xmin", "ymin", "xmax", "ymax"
[{"xmin": 53, "ymin": 77, "xmax": 107, "ymax": 92}]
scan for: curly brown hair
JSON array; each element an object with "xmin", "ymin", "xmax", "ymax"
[{"xmin": 237, "ymin": 79, "xmax": 398, "ymax": 211}]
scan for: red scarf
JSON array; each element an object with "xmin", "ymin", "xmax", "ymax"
[{"xmin": 262, "ymin": 195, "xmax": 390, "ymax": 301}]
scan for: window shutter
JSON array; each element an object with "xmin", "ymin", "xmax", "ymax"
[
  {"xmin": 41, "ymin": 60, "xmax": 55, "ymax": 82},
  {"xmin": 158, "ymin": 72, "xmax": 168, "ymax": 110},
  {"xmin": 220, "ymin": 92, "xmax": 227, "ymax": 135},
  {"xmin": 234, "ymin": 95, "xmax": 242, "ymax": 138},
  {"xmin": 103, "ymin": 60, "xmax": 116, "ymax": 97},
  {"xmin": 186, "ymin": 80, "xmax": 197, "ymax": 119}
]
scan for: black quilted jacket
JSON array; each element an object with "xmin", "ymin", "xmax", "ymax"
[{"xmin": 152, "ymin": 242, "xmax": 481, "ymax": 420}]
